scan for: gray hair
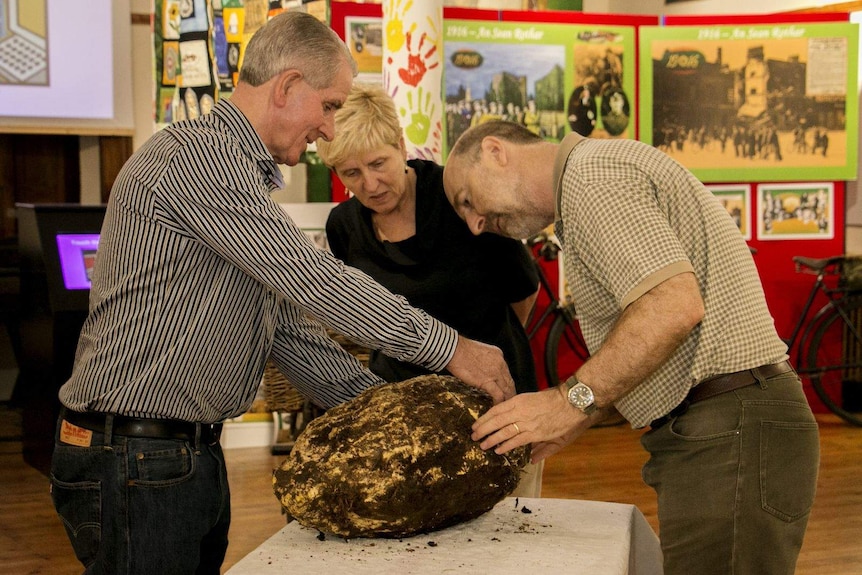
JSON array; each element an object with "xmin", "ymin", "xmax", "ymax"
[{"xmin": 238, "ymin": 11, "xmax": 357, "ymax": 89}]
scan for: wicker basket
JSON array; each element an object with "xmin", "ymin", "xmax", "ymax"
[
  {"xmin": 262, "ymin": 361, "xmax": 305, "ymax": 413},
  {"xmin": 264, "ymin": 329, "xmax": 370, "ymax": 453},
  {"xmin": 327, "ymin": 331, "xmax": 371, "ymax": 367},
  {"xmin": 263, "ymin": 331, "xmax": 370, "ymax": 412}
]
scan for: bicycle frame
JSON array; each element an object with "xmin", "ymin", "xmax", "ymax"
[
  {"xmin": 785, "ymin": 271, "xmax": 828, "ymax": 351},
  {"xmin": 786, "ymin": 262, "xmax": 862, "ymax": 374},
  {"xmin": 526, "ymin": 257, "xmax": 565, "ymax": 340}
]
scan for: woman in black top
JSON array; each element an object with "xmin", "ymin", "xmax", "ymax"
[{"xmin": 317, "ymin": 85, "xmax": 540, "ymax": 395}]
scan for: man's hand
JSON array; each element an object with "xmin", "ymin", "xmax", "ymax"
[
  {"xmin": 470, "ymin": 386, "xmax": 594, "ymax": 463},
  {"xmin": 445, "ymin": 336, "xmax": 516, "ymax": 404}
]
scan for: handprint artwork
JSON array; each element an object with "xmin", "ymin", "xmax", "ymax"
[
  {"xmin": 398, "ymin": 31, "xmax": 439, "ymax": 87},
  {"xmin": 385, "ymin": 0, "xmax": 415, "ymax": 53},
  {"xmin": 402, "ymin": 87, "xmax": 433, "ymax": 144},
  {"xmin": 384, "ymin": 0, "xmax": 443, "ymax": 162},
  {"xmin": 400, "ymin": 87, "xmax": 442, "ymax": 159}
]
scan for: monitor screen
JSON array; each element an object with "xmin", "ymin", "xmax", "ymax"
[
  {"xmin": 55, "ymin": 233, "xmax": 100, "ymax": 290},
  {"xmin": 17, "ymin": 203, "xmax": 106, "ymax": 312}
]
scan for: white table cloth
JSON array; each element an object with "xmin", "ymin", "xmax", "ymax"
[{"xmin": 227, "ymin": 497, "xmax": 663, "ymax": 574}]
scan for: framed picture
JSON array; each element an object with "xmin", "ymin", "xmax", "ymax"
[
  {"xmin": 639, "ymin": 22, "xmax": 858, "ymax": 182},
  {"xmin": 706, "ymin": 184, "xmax": 751, "ymax": 240},
  {"xmin": 345, "ymin": 17, "xmax": 384, "ymax": 83},
  {"xmin": 443, "ymin": 19, "xmax": 637, "ymax": 157},
  {"xmin": 756, "ymin": 182, "xmax": 834, "ymax": 240}
]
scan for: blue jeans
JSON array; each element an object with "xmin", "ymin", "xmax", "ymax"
[
  {"xmin": 641, "ymin": 370, "xmax": 820, "ymax": 575},
  {"xmin": 50, "ymin": 417, "xmax": 231, "ymax": 574}
]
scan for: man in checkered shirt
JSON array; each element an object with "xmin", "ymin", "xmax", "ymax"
[{"xmin": 444, "ymin": 120, "xmax": 819, "ymax": 575}]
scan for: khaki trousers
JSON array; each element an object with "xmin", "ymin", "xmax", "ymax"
[{"xmin": 641, "ymin": 370, "xmax": 819, "ymax": 575}]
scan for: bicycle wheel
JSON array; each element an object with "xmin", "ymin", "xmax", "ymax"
[
  {"xmin": 803, "ymin": 296, "xmax": 862, "ymax": 426},
  {"xmin": 544, "ymin": 303, "xmax": 590, "ymax": 388}
]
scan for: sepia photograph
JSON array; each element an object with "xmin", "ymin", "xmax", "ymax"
[
  {"xmin": 640, "ymin": 23, "xmax": 858, "ymax": 182},
  {"xmin": 571, "ymin": 38, "xmax": 631, "ymax": 139}
]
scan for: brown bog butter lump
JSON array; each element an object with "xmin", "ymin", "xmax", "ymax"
[{"xmin": 272, "ymin": 374, "xmax": 529, "ymax": 538}]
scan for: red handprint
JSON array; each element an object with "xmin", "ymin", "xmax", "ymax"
[{"xmin": 398, "ymin": 31, "xmax": 439, "ymax": 87}]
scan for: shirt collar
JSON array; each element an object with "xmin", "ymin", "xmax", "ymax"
[
  {"xmin": 553, "ymin": 132, "xmax": 585, "ymax": 220},
  {"xmin": 212, "ymin": 99, "xmax": 284, "ymax": 191}
]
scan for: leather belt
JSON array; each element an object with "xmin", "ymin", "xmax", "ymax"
[
  {"xmin": 60, "ymin": 407, "xmax": 223, "ymax": 445},
  {"xmin": 650, "ymin": 360, "xmax": 796, "ymax": 430}
]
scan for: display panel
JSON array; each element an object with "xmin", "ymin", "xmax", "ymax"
[
  {"xmin": 0, "ymin": 0, "xmax": 134, "ymax": 136},
  {"xmin": 443, "ymin": 18, "xmax": 638, "ymax": 157},
  {"xmin": 55, "ymin": 233, "xmax": 100, "ymax": 290},
  {"xmin": 17, "ymin": 204, "xmax": 106, "ymax": 313},
  {"xmin": 639, "ymin": 21, "xmax": 859, "ymax": 182}
]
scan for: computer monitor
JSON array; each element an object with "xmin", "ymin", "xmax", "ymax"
[
  {"xmin": 17, "ymin": 204, "xmax": 106, "ymax": 313},
  {"xmin": 55, "ymin": 233, "xmax": 100, "ymax": 290}
]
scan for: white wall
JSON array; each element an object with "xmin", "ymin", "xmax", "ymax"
[
  {"xmin": 131, "ymin": 0, "xmax": 154, "ymax": 151},
  {"xmin": 79, "ymin": 0, "xmax": 150, "ymax": 205}
]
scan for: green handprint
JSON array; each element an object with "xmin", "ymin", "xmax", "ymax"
[{"xmin": 401, "ymin": 86, "xmax": 436, "ymax": 146}]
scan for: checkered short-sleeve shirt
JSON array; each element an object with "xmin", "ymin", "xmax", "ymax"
[{"xmin": 554, "ymin": 134, "xmax": 787, "ymax": 427}]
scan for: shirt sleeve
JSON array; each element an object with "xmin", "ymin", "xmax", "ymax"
[
  {"xmin": 153, "ymin": 145, "xmax": 458, "ymax": 372},
  {"xmin": 268, "ymin": 301, "xmax": 385, "ymax": 409},
  {"xmin": 566, "ymin": 174, "xmax": 690, "ymax": 309}
]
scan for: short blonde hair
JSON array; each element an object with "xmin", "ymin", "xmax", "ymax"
[{"xmin": 316, "ymin": 84, "xmax": 403, "ymax": 168}]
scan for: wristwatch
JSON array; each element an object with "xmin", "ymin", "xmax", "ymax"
[{"xmin": 566, "ymin": 379, "xmax": 597, "ymax": 415}]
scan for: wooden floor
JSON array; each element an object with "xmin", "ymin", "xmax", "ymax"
[{"xmin": 1, "ymin": 407, "xmax": 860, "ymax": 574}]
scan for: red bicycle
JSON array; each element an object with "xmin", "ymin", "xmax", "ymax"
[{"xmin": 524, "ymin": 231, "xmax": 590, "ymax": 388}]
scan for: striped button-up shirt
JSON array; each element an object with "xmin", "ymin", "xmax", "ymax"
[{"xmin": 59, "ymin": 99, "xmax": 458, "ymax": 422}]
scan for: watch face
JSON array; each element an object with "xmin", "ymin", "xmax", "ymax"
[{"xmin": 568, "ymin": 382, "xmax": 594, "ymax": 409}]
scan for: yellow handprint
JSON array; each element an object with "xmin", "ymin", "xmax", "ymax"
[{"xmin": 385, "ymin": 0, "xmax": 415, "ymax": 53}]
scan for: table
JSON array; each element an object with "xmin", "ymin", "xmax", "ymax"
[{"xmin": 227, "ymin": 497, "xmax": 663, "ymax": 574}]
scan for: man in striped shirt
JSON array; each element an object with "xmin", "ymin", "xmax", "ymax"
[
  {"xmin": 50, "ymin": 12, "xmax": 516, "ymax": 574},
  {"xmin": 443, "ymin": 120, "xmax": 818, "ymax": 575}
]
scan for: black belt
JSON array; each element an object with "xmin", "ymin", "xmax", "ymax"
[
  {"xmin": 649, "ymin": 360, "xmax": 796, "ymax": 430},
  {"xmin": 60, "ymin": 407, "xmax": 223, "ymax": 445}
]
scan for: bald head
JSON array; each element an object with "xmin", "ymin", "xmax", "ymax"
[
  {"xmin": 444, "ymin": 120, "xmax": 556, "ymax": 239},
  {"xmin": 448, "ymin": 120, "xmax": 544, "ymax": 163}
]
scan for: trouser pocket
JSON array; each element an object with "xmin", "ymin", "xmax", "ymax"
[
  {"xmin": 50, "ymin": 476, "xmax": 101, "ymax": 568},
  {"xmin": 760, "ymin": 420, "xmax": 820, "ymax": 521}
]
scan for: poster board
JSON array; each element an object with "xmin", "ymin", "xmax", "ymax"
[
  {"xmin": 442, "ymin": 18, "xmax": 640, "ymax": 157},
  {"xmin": 639, "ymin": 20, "xmax": 859, "ymax": 182}
]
